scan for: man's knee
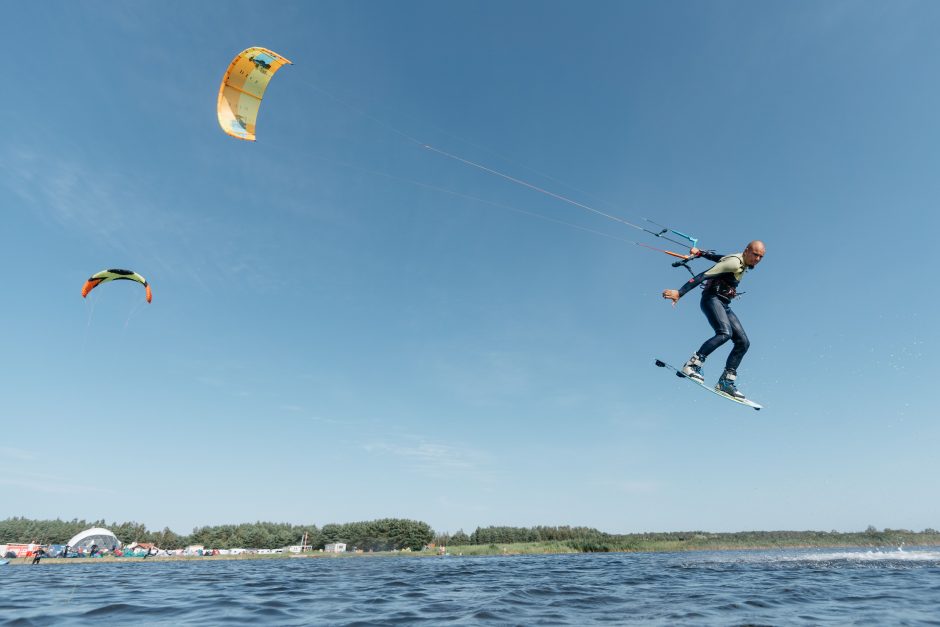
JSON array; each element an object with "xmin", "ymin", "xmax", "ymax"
[
  {"xmin": 712, "ymin": 331, "xmax": 732, "ymax": 346},
  {"xmin": 734, "ymin": 335, "xmax": 750, "ymax": 352}
]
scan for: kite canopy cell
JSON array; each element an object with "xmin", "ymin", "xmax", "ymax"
[
  {"xmin": 81, "ymin": 269, "xmax": 152, "ymax": 303},
  {"xmin": 217, "ymin": 47, "xmax": 292, "ymax": 141}
]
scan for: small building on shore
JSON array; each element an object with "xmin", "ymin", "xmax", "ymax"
[{"xmin": 324, "ymin": 543, "xmax": 346, "ymax": 553}]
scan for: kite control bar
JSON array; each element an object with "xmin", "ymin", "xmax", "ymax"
[
  {"xmin": 636, "ymin": 242, "xmax": 700, "ymax": 276},
  {"xmin": 671, "ymin": 256, "xmax": 697, "ymax": 276}
]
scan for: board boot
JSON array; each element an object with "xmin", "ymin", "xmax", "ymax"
[
  {"xmin": 716, "ymin": 369, "xmax": 746, "ymax": 400},
  {"xmin": 680, "ymin": 353, "xmax": 705, "ymax": 383}
]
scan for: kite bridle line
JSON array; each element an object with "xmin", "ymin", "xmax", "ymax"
[
  {"xmin": 421, "ymin": 144, "xmax": 698, "ymax": 249},
  {"xmin": 298, "ymin": 76, "xmax": 702, "ymax": 261}
]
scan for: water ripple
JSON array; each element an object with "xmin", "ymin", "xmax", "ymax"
[{"xmin": 2, "ymin": 548, "xmax": 940, "ymax": 624}]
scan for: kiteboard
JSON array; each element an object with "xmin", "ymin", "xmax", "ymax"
[{"xmin": 654, "ymin": 359, "xmax": 762, "ymax": 410}]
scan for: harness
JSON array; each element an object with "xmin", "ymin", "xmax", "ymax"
[
  {"xmin": 673, "ymin": 251, "xmax": 751, "ymax": 302},
  {"xmin": 703, "ymin": 254, "xmax": 746, "ymax": 302},
  {"xmin": 704, "ymin": 277, "xmax": 738, "ymax": 302}
]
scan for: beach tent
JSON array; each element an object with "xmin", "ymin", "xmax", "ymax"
[{"xmin": 66, "ymin": 527, "xmax": 122, "ymax": 553}]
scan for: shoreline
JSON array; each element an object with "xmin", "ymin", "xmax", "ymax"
[{"xmin": 8, "ymin": 541, "xmax": 936, "ymax": 566}]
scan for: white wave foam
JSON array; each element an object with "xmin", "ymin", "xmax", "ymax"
[
  {"xmin": 784, "ymin": 548, "xmax": 940, "ymax": 562},
  {"xmin": 692, "ymin": 547, "xmax": 940, "ymax": 565}
]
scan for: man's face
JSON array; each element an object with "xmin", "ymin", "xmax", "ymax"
[{"xmin": 744, "ymin": 244, "xmax": 765, "ymax": 268}]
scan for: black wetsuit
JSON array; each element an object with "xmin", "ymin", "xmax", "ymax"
[{"xmin": 677, "ymin": 251, "xmax": 750, "ymax": 372}]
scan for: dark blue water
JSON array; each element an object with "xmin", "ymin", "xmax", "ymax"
[{"xmin": 3, "ymin": 547, "xmax": 940, "ymax": 625}]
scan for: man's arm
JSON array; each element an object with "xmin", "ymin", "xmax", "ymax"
[
  {"xmin": 663, "ymin": 270, "xmax": 709, "ymax": 304},
  {"xmin": 696, "ymin": 249, "xmax": 724, "ymax": 263},
  {"xmin": 662, "ymin": 249, "xmax": 725, "ymax": 305},
  {"xmin": 678, "ymin": 270, "xmax": 709, "ymax": 297}
]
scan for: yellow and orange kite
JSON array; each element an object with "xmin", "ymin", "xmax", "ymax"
[
  {"xmin": 82, "ymin": 269, "xmax": 152, "ymax": 303},
  {"xmin": 217, "ymin": 47, "xmax": 292, "ymax": 141}
]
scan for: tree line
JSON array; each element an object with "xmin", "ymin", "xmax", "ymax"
[
  {"xmin": 5, "ymin": 517, "xmax": 938, "ymax": 553},
  {"xmin": 434, "ymin": 525, "xmax": 940, "ymax": 551},
  {"xmin": 0, "ymin": 517, "xmax": 432, "ymax": 552}
]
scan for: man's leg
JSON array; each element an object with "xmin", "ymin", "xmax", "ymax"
[
  {"xmin": 697, "ymin": 295, "xmax": 733, "ymax": 358},
  {"xmin": 682, "ymin": 295, "xmax": 732, "ymax": 383},
  {"xmin": 716, "ymin": 307, "xmax": 750, "ymax": 399},
  {"xmin": 723, "ymin": 308, "xmax": 750, "ymax": 371}
]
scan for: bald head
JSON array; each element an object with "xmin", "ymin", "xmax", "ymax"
[{"xmin": 743, "ymin": 240, "xmax": 765, "ymax": 268}]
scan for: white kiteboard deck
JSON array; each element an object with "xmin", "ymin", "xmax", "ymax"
[{"xmin": 655, "ymin": 359, "xmax": 762, "ymax": 410}]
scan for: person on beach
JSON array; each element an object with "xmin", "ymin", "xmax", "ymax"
[{"xmin": 662, "ymin": 240, "xmax": 766, "ymax": 400}]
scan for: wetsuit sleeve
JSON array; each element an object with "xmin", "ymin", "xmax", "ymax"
[
  {"xmin": 698, "ymin": 250, "xmax": 724, "ymax": 262},
  {"xmin": 677, "ymin": 270, "xmax": 709, "ymax": 297},
  {"xmin": 703, "ymin": 257, "xmax": 743, "ymax": 277}
]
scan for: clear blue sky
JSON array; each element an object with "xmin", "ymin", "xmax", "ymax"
[{"xmin": 3, "ymin": 0, "xmax": 938, "ymax": 536}]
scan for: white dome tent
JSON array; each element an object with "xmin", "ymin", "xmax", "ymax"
[{"xmin": 66, "ymin": 527, "xmax": 122, "ymax": 552}]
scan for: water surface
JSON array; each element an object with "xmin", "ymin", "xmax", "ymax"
[{"xmin": 2, "ymin": 547, "xmax": 939, "ymax": 625}]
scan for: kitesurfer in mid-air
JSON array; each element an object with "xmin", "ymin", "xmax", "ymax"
[{"xmin": 661, "ymin": 240, "xmax": 766, "ymax": 400}]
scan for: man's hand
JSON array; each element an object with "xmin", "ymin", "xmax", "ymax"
[
  {"xmin": 662, "ymin": 289, "xmax": 680, "ymax": 306},
  {"xmin": 689, "ymin": 247, "xmax": 701, "ymax": 257}
]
